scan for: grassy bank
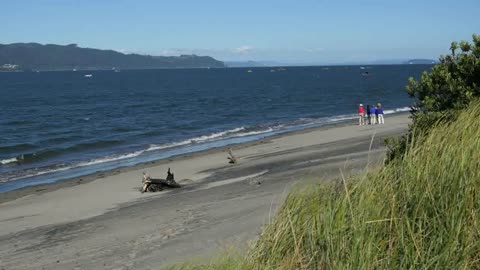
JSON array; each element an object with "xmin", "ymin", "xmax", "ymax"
[{"xmin": 171, "ymin": 101, "xmax": 480, "ymax": 269}]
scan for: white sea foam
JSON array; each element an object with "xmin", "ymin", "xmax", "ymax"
[
  {"xmin": 147, "ymin": 127, "xmax": 247, "ymax": 151},
  {"xmin": 0, "ymin": 157, "xmax": 18, "ymax": 165},
  {"xmin": 76, "ymin": 150, "xmax": 146, "ymax": 167},
  {"xmin": 291, "ymin": 114, "xmax": 357, "ymax": 128},
  {"xmin": 32, "ymin": 127, "xmax": 251, "ymax": 172},
  {"xmin": 2, "ymin": 150, "xmax": 148, "ymax": 182},
  {"xmin": 2, "ymin": 107, "xmax": 411, "ymax": 183},
  {"xmin": 3, "ymin": 150, "xmax": 147, "ymax": 182},
  {"xmin": 326, "ymin": 114, "xmax": 358, "ymax": 122},
  {"xmin": 4, "ymin": 165, "xmax": 74, "ymax": 183},
  {"xmin": 146, "ymin": 141, "xmax": 191, "ymax": 152},
  {"xmin": 230, "ymin": 127, "xmax": 274, "ymax": 137},
  {"xmin": 383, "ymin": 106, "xmax": 410, "ymax": 114},
  {"xmin": 190, "ymin": 127, "xmax": 246, "ymax": 142},
  {"xmin": 56, "ymin": 126, "xmax": 273, "ymax": 173},
  {"xmin": 105, "ymin": 106, "xmax": 410, "ymax": 166}
]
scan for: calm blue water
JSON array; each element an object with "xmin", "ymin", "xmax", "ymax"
[{"xmin": 0, "ymin": 65, "xmax": 431, "ymax": 192}]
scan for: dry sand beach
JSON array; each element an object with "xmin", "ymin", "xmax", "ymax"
[{"xmin": 0, "ymin": 114, "xmax": 410, "ymax": 270}]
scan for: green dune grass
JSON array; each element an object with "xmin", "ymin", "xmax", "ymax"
[{"xmin": 170, "ymin": 101, "xmax": 480, "ymax": 270}]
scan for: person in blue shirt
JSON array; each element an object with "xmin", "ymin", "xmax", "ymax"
[
  {"xmin": 376, "ymin": 103, "xmax": 384, "ymax": 124},
  {"xmin": 369, "ymin": 105, "xmax": 377, "ymax": 124}
]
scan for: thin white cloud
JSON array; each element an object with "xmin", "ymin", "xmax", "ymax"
[
  {"xmin": 115, "ymin": 48, "xmax": 150, "ymax": 55},
  {"xmin": 116, "ymin": 48, "xmax": 134, "ymax": 54},
  {"xmin": 158, "ymin": 49, "xmax": 178, "ymax": 56},
  {"xmin": 153, "ymin": 48, "xmax": 200, "ymax": 56},
  {"xmin": 232, "ymin": 45, "xmax": 254, "ymax": 54}
]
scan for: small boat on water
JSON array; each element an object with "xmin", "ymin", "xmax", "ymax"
[
  {"xmin": 84, "ymin": 74, "xmax": 93, "ymax": 78},
  {"xmin": 247, "ymin": 70, "xmax": 253, "ymax": 73}
]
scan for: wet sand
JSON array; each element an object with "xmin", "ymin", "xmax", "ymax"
[{"xmin": 0, "ymin": 114, "xmax": 410, "ymax": 269}]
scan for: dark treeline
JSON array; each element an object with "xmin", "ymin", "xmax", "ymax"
[{"xmin": 0, "ymin": 43, "xmax": 225, "ymax": 71}]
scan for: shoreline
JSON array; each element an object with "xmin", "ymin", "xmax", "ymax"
[
  {"xmin": 0, "ymin": 112, "xmax": 411, "ymax": 269},
  {"xmin": 0, "ymin": 117, "xmax": 352, "ymax": 203},
  {"xmin": 0, "ymin": 108, "xmax": 409, "ymax": 192},
  {"xmin": 0, "ymin": 113, "xmax": 409, "ymax": 204}
]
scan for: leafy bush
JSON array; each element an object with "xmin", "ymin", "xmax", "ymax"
[
  {"xmin": 407, "ymin": 34, "xmax": 480, "ymax": 113},
  {"xmin": 386, "ymin": 34, "xmax": 480, "ymax": 162}
]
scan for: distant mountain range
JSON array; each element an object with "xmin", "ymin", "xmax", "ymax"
[
  {"xmin": 225, "ymin": 59, "xmax": 438, "ymax": 67},
  {"xmin": 0, "ymin": 43, "xmax": 438, "ymax": 71},
  {"xmin": 224, "ymin": 61, "xmax": 288, "ymax": 67},
  {"xmin": 0, "ymin": 43, "xmax": 224, "ymax": 71},
  {"xmin": 224, "ymin": 61, "xmax": 266, "ymax": 68},
  {"xmin": 403, "ymin": 59, "xmax": 438, "ymax": 64}
]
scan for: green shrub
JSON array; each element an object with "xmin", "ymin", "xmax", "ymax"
[
  {"xmin": 387, "ymin": 33, "xmax": 480, "ymax": 162},
  {"xmin": 407, "ymin": 34, "xmax": 480, "ymax": 114}
]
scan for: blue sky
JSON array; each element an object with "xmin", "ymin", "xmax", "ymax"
[{"xmin": 1, "ymin": 0, "xmax": 479, "ymax": 63}]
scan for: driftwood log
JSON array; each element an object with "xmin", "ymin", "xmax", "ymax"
[
  {"xmin": 141, "ymin": 168, "xmax": 181, "ymax": 193},
  {"xmin": 227, "ymin": 148, "xmax": 237, "ymax": 164}
]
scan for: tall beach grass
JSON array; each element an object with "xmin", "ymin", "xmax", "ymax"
[{"xmin": 170, "ymin": 101, "xmax": 480, "ymax": 269}]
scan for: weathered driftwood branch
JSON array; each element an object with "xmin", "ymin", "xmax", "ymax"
[
  {"xmin": 141, "ymin": 168, "xmax": 181, "ymax": 193},
  {"xmin": 227, "ymin": 148, "xmax": 237, "ymax": 164}
]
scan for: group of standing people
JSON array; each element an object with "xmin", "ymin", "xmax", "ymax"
[{"xmin": 358, "ymin": 103, "xmax": 384, "ymax": 125}]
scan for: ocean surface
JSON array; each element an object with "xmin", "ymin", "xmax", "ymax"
[{"xmin": 0, "ymin": 65, "xmax": 431, "ymax": 192}]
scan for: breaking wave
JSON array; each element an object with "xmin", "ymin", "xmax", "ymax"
[
  {"xmin": 0, "ymin": 157, "xmax": 18, "ymax": 165},
  {"xmin": 1, "ymin": 107, "xmax": 410, "ymax": 184},
  {"xmin": 0, "ymin": 139, "xmax": 124, "ymax": 165},
  {"xmin": 383, "ymin": 106, "xmax": 410, "ymax": 114}
]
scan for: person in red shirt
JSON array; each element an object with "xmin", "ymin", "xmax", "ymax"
[{"xmin": 358, "ymin": 104, "xmax": 365, "ymax": 125}]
